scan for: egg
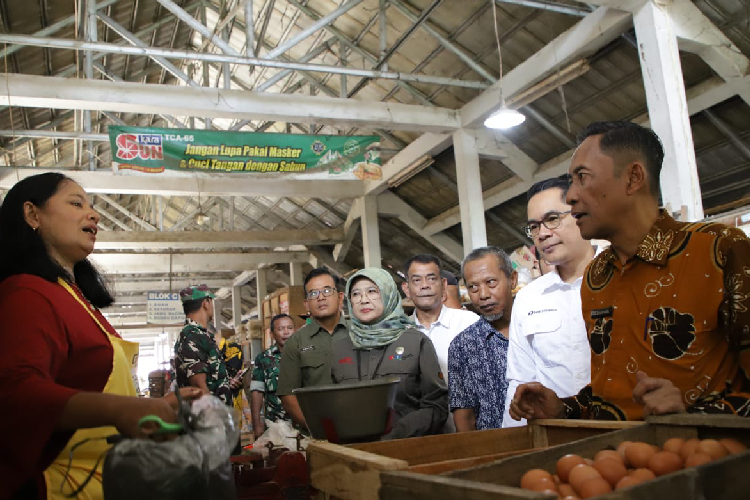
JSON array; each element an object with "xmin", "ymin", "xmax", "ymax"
[
  {"xmin": 629, "ymin": 468, "xmax": 656, "ymax": 482},
  {"xmin": 562, "ymin": 497, "xmax": 581, "ymax": 500},
  {"xmin": 556, "ymin": 454, "xmax": 587, "ymax": 483},
  {"xmin": 593, "ymin": 457, "xmax": 627, "ymax": 487},
  {"xmin": 685, "ymin": 452, "xmax": 713, "ymax": 468},
  {"xmin": 520, "ymin": 469, "xmax": 555, "ymax": 490},
  {"xmin": 625, "ymin": 442, "xmax": 656, "ymax": 469},
  {"xmin": 696, "ymin": 439, "xmax": 728, "ymax": 460},
  {"xmin": 528, "ymin": 478, "xmax": 558, "ymax": 493},
  {"xmin": 680, "ymin": 438, "xmax": 700, "ymax": 460},
  {"xmin": 594, "ymin": 450, "xmax": 624, "ymax": 464},
  {"xmin": 662, "ymin": 437, "xmax": 685, "ymax": 455},
  {"xmin": 578, "ymin": 477, "xmax": 612, "ymax": 499},
  {"xmin": 558, "ymin": 483, "xmax": 577, "ymax": 497},
  {"xmin": 616, "ymin": 441, "xmax": 632, "ymax": 459},
  {"xmin": 647, "ymin": 451, "xmax": 683, "ymax": 476},
  {"xmin": 719, "ymin": 438, "xmax": 747, "ymax": 455},
  {"xmin": 615, "ymin": 475, "xmax": 644, "ymax": 490},
  {"xmin": 568, "ymin": 465, "xmax": 601, "ymax": 495}
]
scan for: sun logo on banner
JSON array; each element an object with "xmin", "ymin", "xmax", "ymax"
[{"xmin": 310, "ymin": 140, "xmax": 326, "ymax": 155}]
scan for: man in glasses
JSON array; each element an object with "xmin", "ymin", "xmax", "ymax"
[
  {"xmin": 510, "ymin": 121, "xmax": 750, "ymax": 423},
  {"xmin": 502, "ymin": 177, "xmax": 598, "ymax": 427},
  {"xmin": 174, "ymin": 284, "xmax": 233, "ymax": 406},
  {"xmin": 278, "ymin": 267, "xmax": 348, "ymax": 428}
]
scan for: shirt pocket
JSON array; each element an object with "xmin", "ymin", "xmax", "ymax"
[
  {"xmin": 300, "ymin": 350, "xmax": 326, "ymax": 370},
  {"xmin": 525, "ymin": 312, "xmax": 567, "ymax": 368}
]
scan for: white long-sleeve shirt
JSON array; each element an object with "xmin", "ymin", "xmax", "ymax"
[
  {"xmin": 412, "ymin": 305, "xmax": 479, "ymax": 380},
  {"xmin": 502, "ymin": 267, "xmax": 593, "ymax": 428}
]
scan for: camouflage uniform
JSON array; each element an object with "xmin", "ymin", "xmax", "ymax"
[
  {"xmin": 250, "ymin": 345, "xmax": 289, "ymax": 422},
  {"xmin": 174, "ymin": 318, "xmax": 232, "ymax": 406}
]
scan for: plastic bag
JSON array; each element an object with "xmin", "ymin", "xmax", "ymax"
[
  {"xmin": 102, "ymin": 395, "xmax": 239, "ymax": 500},
  {"xmin": 252, "ymin": 419, "xmax": 310, "ymax": 458}
]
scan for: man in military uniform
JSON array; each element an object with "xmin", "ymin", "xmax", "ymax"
[
  {"xmin": 249, "ymin": 313, "xmax": 295, "ymax": 438},
  {"xmin": 174, "ymin": 284, "xmax": 232, "ymax": 406}
]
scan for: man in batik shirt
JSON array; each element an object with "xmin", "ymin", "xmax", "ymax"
[
  {"xmin": 510, "ymin": 121, "xmax": 750, "ymax": 422},
  {"xmin": 174, "ymin": 284, "xmax": 232, "ymax": 406},
  {"xmin": 250, "ymin": 314, "xmax": 296, "ymax": 438}
]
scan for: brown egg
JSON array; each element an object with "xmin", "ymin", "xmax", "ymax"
[
  {"xmin": 616, "ymin": 441, "xmax": 632, "ymax": 459},
  {"xmin": 569, "ymin": 465, "xmax": 601, "ymax": 495},
  {"xmin": 528, "ymin": 478, "xmax": 558, "ymax": 493},
  {"xmin": 562, "ymin": 497, "xmax": 581, "ymax": 500},
  {"xmin": 696, "ymin": 439, "xmax": 728, "ymax": 460},
  {"xmin": 558, "ymin": 484, "xmax": 577, "ymax": 497},
  {"xmin": 647, "ymin": 451, "xmax": 684, "ymax": 476},
  {"xmin": 556, "ymin": 454, "xmax": 587, "ymax": 483},
  {"xmin": 615, "ymin": 475, "xmax": 644, "ymax": 490},
  {"xmin": 594, "ymin": 449, "xmax": 624, "ymax": 464},
  {"xmin": 629, "ymin": 468, "xmax": 656, "ymax": 482},
  {"xmin": 719, "ymin": 438, "xmax": 747, "ymax": 455},
  {"xmin": 520, "ymin": 469, "xmax": 555, "ymax": 490},
  {"xmin": 593, "ymin": 457, "xmax": 627, "ymax": 487},
  {"xmin": 578, "ymin": 477, "xmax": 613, "ymax": 499},
  {"xmin": 553, "ymin": 474, "xmax": 561, "ymax": 485},
  {"xmin": 685, "ymin": 452, "xmax": 713, "ymax": 468},
  {"xmin": 583, "ymin": 458, "xmax": 594, "ymax": 466},
  {"xmin": 680, "ymin": 438, "xmax": 700, "ymax": 460},
  {"xmin": 662, "ymin": 437, "xmax": 685, "ymax": 455},
  {"xmin": 625, "ymin": 442, "xmax": 656, "ymax": 469}
]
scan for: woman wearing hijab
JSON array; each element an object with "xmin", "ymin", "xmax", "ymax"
[{"xmin": 331, "ymin": 268, "xmax": 448, "ymax": 440}]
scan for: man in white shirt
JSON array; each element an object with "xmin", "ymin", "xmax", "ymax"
[
  {"xmin": 402, "ymin": 254, "xmax": 479, "ymax": 380},
  {"xmin": 502, "ymin": 177, "xmax": 598, "ymax": 427}
]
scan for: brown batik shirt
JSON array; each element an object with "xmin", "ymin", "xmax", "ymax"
[{"xmin": 563, "ymin": 210, "xmax": 750, "ymax": 420}]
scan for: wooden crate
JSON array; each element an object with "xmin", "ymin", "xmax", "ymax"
[
  {"xmin": 260, "ymin": 287, "xmax": 307, "ymax": 350},
  {"xmin": 307, "ymin": 420, "xmax": 637, "ymax": 500},
  {"xmin": 380, "ymin": 415, "xmax": 750, "ymax": 500}
]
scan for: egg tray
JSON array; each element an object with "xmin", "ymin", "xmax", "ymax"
[
  {"xmin": 379, "ymin": 414, "xmax": 750, "ymax": 500},
  {"xmin": 306, "ymin": 420, "xmax": 636, "ymax": 500}
]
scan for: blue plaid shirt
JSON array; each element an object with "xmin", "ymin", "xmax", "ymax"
[{"xmin": 448, "ymin": 318, "xmax": 509, "ymax": 430}]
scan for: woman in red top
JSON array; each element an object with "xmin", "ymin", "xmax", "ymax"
[{"xmin": 0, "ymin": 173, "xmax": 199, "ymax": 500}]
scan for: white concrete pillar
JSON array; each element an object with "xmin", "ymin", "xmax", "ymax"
[
  {"xmin": 290, "ymin": 262, "xmax": 303, "ymax": 286},
  {"xmin": 453, "ymin": 129, "xmax": 487, "ymax": 254},
  {"xmin": 254, "ymin": 270, "xmax": 267, "ymax": 358},
  {"xmin": 232, "ymin": 285, "xmax": 243, "ymax": 334},
  {"xmin": 361, "ymin": 195, "xmax": 382, "ymax": 268},
  {"xmin": 633, "ymin": 0, "xmax": 704, "ymax": 221}
]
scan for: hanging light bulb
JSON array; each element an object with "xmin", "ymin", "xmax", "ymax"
[
  {"xmin": 484, "ymin": 0, "xmax": 525, "ymax": 131},
  {"xmin": 484, "ymin": 107, "xmax": 526, "ymax": 129},
  {"xmin": 195, "ymin": 212, "xmax": 209, "ymax": 225}
]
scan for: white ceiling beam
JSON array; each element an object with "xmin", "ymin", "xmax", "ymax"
[
  {"xmin": 422, "ymin": 73, "xmax": 738, "ymax": 235},
  {"xmin": 90, "ymin": 251, "xmax": 310, "ymax": 274},
  {"xmin": 0, "ymin": 73, "xmax": 461, "ymax": 133},
  {"xmin": 460, "ymin": 7, "xmax": 631, "ymax": 127},
  {"xmin": 97, "ymin": 194, "xmax": 157, "ymax": 231},
  {"xmin": 585, "ymin": 0, "xmax": 750, "ymax": 106},
  {"xmin": 365, "ymin": 133, "xmax": 454, "ymax": 195},
  {"xmin": 110, "ymin": 278, "xmax": 233, "ymax": 294},
  {"xmin": 94, "ymin": 228, "xmax": 345, "ymax": 249},
  {"xmin": 470, "ymin": 129, "xmax": 536, "ymax": 182},
  {"xmin": 377, "ymin": 191, "xmax": 463, "ymax": 263},
  {"xmin": 333, "ymin": 199, "xmax": 362, "ymax": 262},
  {"xmin": 0, "ymin": 168, "xmax": 365, "ymax": 198},
  {"xmin": 363, "ymin": 7, "xmax": 630, "ymax": 196}
]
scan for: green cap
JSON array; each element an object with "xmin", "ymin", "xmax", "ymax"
[{"xmin": 179, "ymin": 284, "xmax": 216, "ymax": 303}]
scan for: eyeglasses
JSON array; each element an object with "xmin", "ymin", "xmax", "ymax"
[
  {"xmin": 350, "ymin": 287, "xmax": 381, "ymax": 304},
  {"xmin": 523, "ymin": 211, "xmax": 572, "ymax": 238},
  {"xmin": 179, "ymin": 283, "xmax": 210, "ymax": 297},
  {"xmin": 306, "ymin": 287, "xmax": 337, "ymax": 300}
]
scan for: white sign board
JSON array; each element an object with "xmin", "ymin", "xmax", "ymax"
[{"xmin": 147, "ymin": 291, "xmax": 184, "ymax": 324}]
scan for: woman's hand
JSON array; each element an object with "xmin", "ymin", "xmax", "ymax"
[
  {"xmin": 162, "ymin": 386, "xmax": 203, "ymax": 410},
  {"xmin": 114, "ymin": 388, "xmax": 203, "ymax": 438}
]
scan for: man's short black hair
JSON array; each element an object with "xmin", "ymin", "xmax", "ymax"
[
  {"xmin": 270, "ymin": 313, "xmax": 293, "ymax": 332},
  {"xmin": 303, "ymin": 267, "xmax": 338, "ymax": 294},
  {"xmin": 440, "ymin": 269, "xmax": 458, "ymax": 286},
  {"xmin": 527, "ymin": 176, "xmax": 570, "ymax": 203},
  {"xmin": 576, "ymin": 121, "xmax": 664, "ymax": 197},
  {"xmin": 183, "ymin": 297, "xmax": 210, "ymax": 315},
  {"xmin": 404, "ymin": 254, "xmax": 442, "ymax": 276}
]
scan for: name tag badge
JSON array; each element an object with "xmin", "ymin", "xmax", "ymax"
[
  {"xmin": 591, "ymin": 306, "xmax": 614, "ymax": 319},
  {"xmin": 300, "ymin": 345, "xmax": 316, "ymax": 353}
]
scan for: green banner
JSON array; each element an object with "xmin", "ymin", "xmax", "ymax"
[{"xmin": 108, "ymin": 126, "xmax": 382, "ymax": 179}]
